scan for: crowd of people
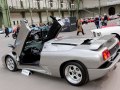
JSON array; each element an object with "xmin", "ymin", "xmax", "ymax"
[
  {"xmin": 94, "ymin": 14, "xmax": 109, "ymax": 29},
  {"xmin": 2, "ymin": 14, "xmax": 110, "ymax": 39},
  {"xmin": 3, "ymin": 21, "xmax": 51, "ymax": 39},
  {"xmin": 75, "ymin": 14, "xmax": 109, "ymax": 36},
  {"xmin": 2, "ymin": 24, "xmax": 21, "ymax": 38}
]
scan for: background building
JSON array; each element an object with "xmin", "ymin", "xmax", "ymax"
[
  {"xmin": 0, "ymin": 0, "xmax": 120, "ymax": 27},
  {"xmin": 79, "ymin": 0, "xmax": 120, "ymax": 18},
  {"xmin": 0, "ymin": 0, "xmax": 11, "ymax": 27},
  {"xmin": 0, "ymin": 0, "xmax": 80, "ymax": 27},
  {"xmin": 5, "ymin": 0, "xmax": 79, "ymax": 27}
]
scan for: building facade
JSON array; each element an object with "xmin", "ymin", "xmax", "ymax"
[
  {"xmin": 0, "ymin": 0, "xmax": 120, "ymax": 27},
  {"xmin": 79, "ymin": 0, "xmax": 120, "ymax": 18},
  {"xmin": 6, "ymin": 0, "xmax": 79, "ymax": 27},
  {"xmin": 0, "ymin": 0, "xmax": 11, "ymax": 27}
]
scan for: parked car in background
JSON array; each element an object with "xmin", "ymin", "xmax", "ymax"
[
  {"xmin": 91, "ymin": 25, "xmax": 120, "ymax": 41},
  {"xmin": 0, "ymin": 27, "xmax": 12, "ymax": 34},
  {"xmin": 2, "ymin": 16, "xmax": 120, "ymax": 86},
  {"xmin": 0, "ymin": 29, "xmax": 4, "ymax": 34},
  {"xmin": 8, "ymin": 28, "xmax": 13, "ymax": 33},
  {"xmin": 80, "ymin": 17, "xmax": 94, "ymax": 24},
  {"xmin": 101, "ymin": 16, "xmax": 110, "ymax": 21},
  {"xmin": 81, "ymin": 18, "xmax": 88, "ymax": 24},
  {"xmin": 109, "ymin": 15, "xmax": 119, "ymax": 20},
  {"xmin": 87, "ymin": 17, "xmax": 95, "ymax": 23},
  {"xmin": 117, "ymin": 13, "xmax": 120, "ymax": 17}
]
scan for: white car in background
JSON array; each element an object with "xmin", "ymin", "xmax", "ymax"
[
  {"xmin": 0, "ymin": 29, "xmax": 4, "ymax": 34},
  {"xmin": 91, "ymin": 25, "xmax": 120, "ymax": 41}
]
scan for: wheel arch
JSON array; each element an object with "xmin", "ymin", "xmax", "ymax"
[
  {"xmin": 59, "ymin": 60, "xmax": 88, "ymax": 78},
  {"xmin": 5, "ymin": 54, "xmax": 18, "ymax": 71},
  {"xmin": 3, "ymin": 52, "xmax": 18, "ymax": 66}
]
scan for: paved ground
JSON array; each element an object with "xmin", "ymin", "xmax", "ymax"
[{"xmin": 0, "ymin": 19, "xmax": 120, "ymax": 90}]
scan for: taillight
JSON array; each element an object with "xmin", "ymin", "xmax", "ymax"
[{"xmin": 102, "ymin": 49, "xmax": 110, "ymax": 61}]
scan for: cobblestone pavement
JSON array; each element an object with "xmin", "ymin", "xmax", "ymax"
[{"xmin": 0, "ymin": 19, "xmax": 120, "ymax": 90}]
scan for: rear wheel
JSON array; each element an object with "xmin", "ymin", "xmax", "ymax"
[
  {"xmin": 5, "ymin": 56, "xmax": 17, "ymax": 71},
  {"xmin": 63, "ymin": 62, "xmax": 88, "ymax": 86}
]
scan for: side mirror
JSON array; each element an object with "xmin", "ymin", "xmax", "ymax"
[{"xmin": 8, "ymin": 44, "xmax": 15, "ymax": 49}]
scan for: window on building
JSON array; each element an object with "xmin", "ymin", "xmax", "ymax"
[
  {"xmin": 13, "ymin": 21, "xmax": 16, "ymax": 25},
  {"xmin": 36, "ymin": 0, "xmax": 40, "ymax": 9},
  {"xmin": 17, "ymin": 21, "xmax": 19, "ymax": 24},
  {"xmin": 69, "ymin": 2, "xmax": 71, "ymax": 8},
  {"xmin": 49, "ymin": 0, "xmax": 53, "ymax": 7},
  {"xmin": 60, "ymin": 0, "xmax": 63, "ymax": 8},
  {"xmin": 69, "ymin": 0, "xmax": 74, "ymax": 9}
]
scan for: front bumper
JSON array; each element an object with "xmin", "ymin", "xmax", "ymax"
[{"xmin": 88, "ymin": 53, "xmax": 120, "ymax": 81}]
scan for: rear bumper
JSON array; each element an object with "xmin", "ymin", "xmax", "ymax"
[{"xmin": 88, "ymin": 53, "xmax": 120, "ymax": 81}]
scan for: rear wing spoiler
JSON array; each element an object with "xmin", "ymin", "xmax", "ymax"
[{"xmin": 89, "ymin": 35, "xmax": 116, "ymax": 50}]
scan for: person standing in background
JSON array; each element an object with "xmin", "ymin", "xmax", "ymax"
[
  {"xmin": 12, "ymin": 24, "xmax": 20, "ymax": 39},
  {"xmin": 76, "ymin": 19, "xmax": 85, "ymax": 36},
  {"xmin": 94, "ymin": 16, "xmax": 100, "ymax": 29},
  {"xmin": 5, "ymin": 27, "xmax": 9, "ymax": 37},
  {"xmin": 103, "ymin": 14, "xmax": 108, "ymax": 26}
]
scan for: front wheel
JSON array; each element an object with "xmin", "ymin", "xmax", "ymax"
[
  {"xmin": 5, "ymin": 56, "xmax": 17, "ymax": 71},
  {"xmin": 63, "ymin": 62, "xmax": 88, "ymax": 86}
]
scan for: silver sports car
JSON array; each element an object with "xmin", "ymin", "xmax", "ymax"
[{"xmin": 2, "ymin": 16, "xmax": 120, "ymax": 86}]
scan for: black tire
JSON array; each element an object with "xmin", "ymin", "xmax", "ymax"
[
  {"xmin": 5, "ymin": 56, "xmax": 17, "ymax": 71},
  {"xmin": 63, "ymin": 62, "xmax": 89, "ymax": 86}
]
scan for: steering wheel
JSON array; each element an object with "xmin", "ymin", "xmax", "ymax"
[
  {"xmin": 34, "ymin": 33, "xmax": 40, "ymax": 40},
  {"xmin": 30, "ymin": 30, "xmax": 42, "ymax": 41}
]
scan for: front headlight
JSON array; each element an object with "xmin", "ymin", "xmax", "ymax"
[
  {"xmin": 93, "ymin": 32, "xmax": 96, "ymax": 37},
  {"xmin": 97, "ymin": 32, "xmax": 101, "ymax": 36}
]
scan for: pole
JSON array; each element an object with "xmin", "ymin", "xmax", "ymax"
[
  {"xmin": 67, "ymin": 0, "xmax": 70, "ymax": 17},
  {"xmin": 45, "ymin": 0, "xmax": 49, "ymax": 22},
  {"xmin": 77, "ymin": 0, "xmax": 80, "ymax": 19},
  {"xmin": 98, "ymin": 0, "xmax": 101, "ymax": 16},
  {"xmin": 1, "ymin": 0, "xmax": 11, "ymax": 27},
  {"xmin": 58, "ymin": 0, "xmax": 61, "ymax": 17},
  {"xmin": 98, "ymin": 0, "xmax": 102, "ymax": 28},
  {"xmin": 11, "ymin": 0, "xmax": 13, "ymax": 8},
  {"xmin": 28, "ymin": 0, "xmax": 33, "ymax": 24}
]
